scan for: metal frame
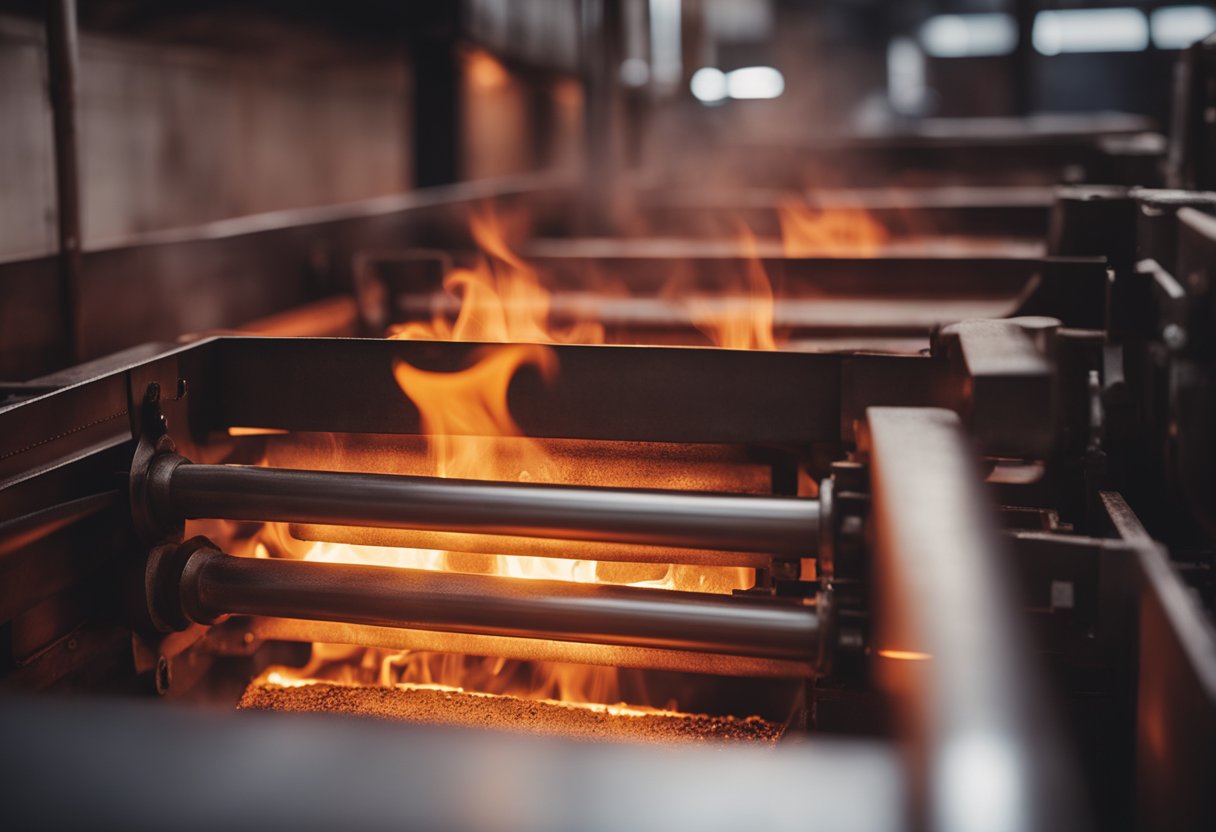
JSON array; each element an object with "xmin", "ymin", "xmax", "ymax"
[
  {"xmin": 1101, "ymin": 492, "xmax": 1216, "ymax": 831},
  {"xmin": 6, "ymin": 334, "xmax": 1213, "ymax": 831},
  {"xmin": 2, "ymin": 326, "xmax": 1067, "ymax": 489},
  {"xmin": 860, "ymin": 407, "xmax": 1084, "ymax": 832},
  {"xmin": 361, "ymin": 249, "xmax": 1110, "ymax": 342}
]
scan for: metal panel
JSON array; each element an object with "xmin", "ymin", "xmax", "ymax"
[
  {"xmin": 1101, "ymin": 492, "xmax": 1216, "ymax": 832},
  {"xmin": 862, "ymin": 407, "xmax": 1084, "ymax": 832},
  {"xmin": 0, "ymin": 337, "xmax": 957, "ymax": 472},
  {"xmin": 210, "ymin": 336, "xmax": 847, "ymax": 444},
  {"xmin": 0, "ymin": 697, "xmax": 908, "ymax": 832}
]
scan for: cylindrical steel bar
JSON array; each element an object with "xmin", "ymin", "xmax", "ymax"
[
  {"xmin": 150, "ymin": 455, "xmax": 820, "ymax": 555},
  {"xmin": 178, "ymin": 546, "xmax": 819, "ymax": 662}
]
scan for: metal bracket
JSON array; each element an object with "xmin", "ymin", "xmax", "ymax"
[
  {"xmin": 934, "ymin": 318, "xmax": 1058, "ymax": 457},
  {"xmin": 818, "ymin": 462, "xmax": 870, "ymax": 674},
  {"xmin": 129, "ymin": 382, "xmax": 184, "ymax": 546},
  {"xmin": 144, "ymin": 536, "xmax": 216, "ymax": 634}
]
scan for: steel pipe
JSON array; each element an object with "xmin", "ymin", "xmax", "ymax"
[
  {"xmin": 163, "ymin": 543, "xmax": 820, "ymax": 663},
  {"xmin": 147, "ymin": 454, "xmax": 820, "ymax": 555}
]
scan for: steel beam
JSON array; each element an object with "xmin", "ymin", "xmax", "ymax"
[{"xmin": 862, "ymin": 407, "xmax": 1083, "ymax": 832}]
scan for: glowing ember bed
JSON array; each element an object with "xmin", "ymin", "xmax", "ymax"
[{"xmin": 240, "ymin": 677, "xmax": 783, "ymax": 743}]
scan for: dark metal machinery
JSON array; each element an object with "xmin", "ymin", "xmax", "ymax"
[
  {"xmin": 1, "ymin": 29, "xmax": 1216, "ymax": 832},
  {"xmin": 0, "ymin": 325, "xmax": 1128, "ymax": 830},
  {"xmin": 1, "ymin": 188, "xmax": 1214, "ymax": 830}
]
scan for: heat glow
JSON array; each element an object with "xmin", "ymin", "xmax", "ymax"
[
  {"xmin": 777, "ymin": 198, "xmax": 889, "ymax": 257},
  {"xmin": 261, "ymin": 207, "xmax": 756, "ymax": 705}
]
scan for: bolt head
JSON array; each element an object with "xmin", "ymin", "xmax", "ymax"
[
  {"xmin": 1163, "ymin": 323, "xmax": 1187, "ymax": 351},
  {"xmin": 155, "ymin": 656, "xmax": 172, "ymax": 695}
]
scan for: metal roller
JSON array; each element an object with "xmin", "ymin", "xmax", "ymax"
[
  {"xmin": 143, "ymin": 453, "xmax": 820, "ymax": 555},
  {"xmin": 150, "ymin": 539, "xmax": 823, "ymax": 664}
]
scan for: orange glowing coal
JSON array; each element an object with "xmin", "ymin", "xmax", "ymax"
[{"xmin": 777, "ymin": 198, "xmax": 889, "ymax": 257}]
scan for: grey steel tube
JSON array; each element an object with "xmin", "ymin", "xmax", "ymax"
[
  {"xmin": 149, "ymin": 455, "xmax": 820, "ymax": 555},
  {"xmin": 176, "ymin": 546, "xmax": 820, "ymax": 662}
]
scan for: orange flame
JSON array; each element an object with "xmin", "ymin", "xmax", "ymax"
[
  {"xmin": 390, "ymin": 207, "xmax": 604, "ymax": 345},
  {"xmin": 465, "ymin": 49, "xmax": 510, "ymax": 91},
  {"xmin": 777, "ymin": 198, "xmax": 888, "ymax": 257},
  {"xmin": 393, "ymin": 344, "xmax": 558, "ymax": 479},
  {"xmin": 682, "ymin": 226, "xmax": 776, "ymax": 351},
  {"xmin": 877, "ymin": 649, "xmax": 932, "ymax": 661},
  {"xmin": 261, "ymin": 206, "xmax": 752, "ymax": 706}
]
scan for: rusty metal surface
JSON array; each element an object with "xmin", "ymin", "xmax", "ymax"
[
  {"xmin": 861, "ymin": 407, "xmax": 1084, "ymax": 832},
  {"xmin": 522, "ymin": 252, "xmax": 1073, "ymax": 296},
  {"xmin": 0, "ymin": 490, "xmax": 120, "ymax": 623},
  {"xmin": 840, "ymin": 354, "xmax": 945, "ymax": 442}
]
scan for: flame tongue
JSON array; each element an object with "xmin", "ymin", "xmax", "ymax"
[
  {"xmin": 265, "ymin": 206, "xmax": 754, "ymax": 706},
  {"xmin": 391, "ymin": 206, "xmax": 604, "ymax": 345},
  {"xmin": 679, "ymin": 225, "xmax": 776, "ymax": 351},
  {"xmin": 392, "ymin": 344, "xmax": 557, "ymax": 480},
  {"xmin": 248, "ymin": 200, "xmax": 895, "ymax": 711},
  {"xmin": 389, "ymin": 341, "xmax": 609, "ymax": 586},
  {"xmin": 777, "ymin": 197, "xmax": 889, "ymax": 257}
]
